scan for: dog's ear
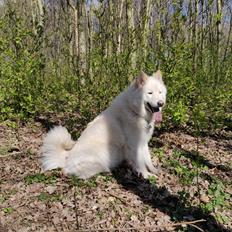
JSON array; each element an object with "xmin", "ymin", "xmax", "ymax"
[
  {"xmin": 135, "ymin": 71, "xmax": 148, "ymax": 88},
  {"xmin": 153, "ymin": 70, "xmax": 163, "ymax": 82}
]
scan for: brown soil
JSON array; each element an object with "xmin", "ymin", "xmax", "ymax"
[{"xmin": 0, "ymin": 122, "xmax": 231, "ymax": 232}]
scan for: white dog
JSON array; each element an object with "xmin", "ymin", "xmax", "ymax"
[{"xmin": 41, "ymin": 71, "xmax": 167, "ymax": 179}]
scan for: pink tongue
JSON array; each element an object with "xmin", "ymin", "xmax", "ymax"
[{"xmin": 152, "ymin": 111, "xmax": 162, "ymax": 123}]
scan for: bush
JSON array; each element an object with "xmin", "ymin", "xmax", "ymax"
[{"xmin": 0, "ymin": 7, "xmax": 231, "ymax": 132}]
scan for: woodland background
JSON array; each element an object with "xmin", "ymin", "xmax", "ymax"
[{"xmin": 0, "ymin": 0, "xmax": 231, "ymax": 131}]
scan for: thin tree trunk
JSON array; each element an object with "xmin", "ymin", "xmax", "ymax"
[
  {"xmin": 78, "ymin": 0, "xmax": 87, "ymax": 77},
  {"xmin": 116, "ymin": 0, "xmax": 124, "ymax": 54},
  {"xmin": 140, "ymin": 0, "xmax": 151, "ymax": 66},
  {"xmin": 192, "ymin": 0, "xmax": 198, "ymax": 74},
  {"xmin": 222, "ymin": 9, "xmax": 232, "ymax": 63},
  {"xmin": 126, "ymin": 0, "xmax": 136, "ymax": 69},
  {"xmin": 216, "ymin": 0, "xmax": 222, "ymax": 84},
  {"xmin": 188, "ymin": 0, "xmax": 193, "ymax": 43},
  {"xmin": 36, "ymin": 0, "xmax": 44, "ymax": 27},
  {"xmin": 200, "ymin": 0, "xmax": 204, "ymax": 63},
  {"xmin": 216, "ymin": 0, "xmax": 222, "ymax": 58},
  {"xmin": 87, "ymin": 1, "xmax": 93, "ymax": 79},
  {"xmin": 67, "ymin": 0, "xmax": 78, "ymax": 70},
  {"xmin": 107, "ymin": 1, "xmax": 113, "ymax": 58}
]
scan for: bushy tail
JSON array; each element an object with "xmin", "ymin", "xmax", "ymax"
[{"xmin": 41, "ymin": 126, "xmax": 75, "ymax": 171}]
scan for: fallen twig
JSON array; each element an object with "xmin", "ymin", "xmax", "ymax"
[
  {"xmin": 189, "ymin": 223, "xmax": 205, "ymax": 232},
  {"xmin": 77, "ymin": 219, "xmax": 206, "ymax": 232},
  {"xmin": 74, "ymin": 187, "xmax": 80, "ymax": 230},
  {"xmin": 107, "ymin": 192, "xmax": 130, "ymax": 206}
]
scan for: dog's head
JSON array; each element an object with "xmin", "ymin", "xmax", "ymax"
[{"xmin": 131, "ymin": 70, "xmax": 167, "ymax": 123}]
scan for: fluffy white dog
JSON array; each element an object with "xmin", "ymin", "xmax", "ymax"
[{"xmin": 41, "ymin": 71, "xmax": 167, "ymax": 179}]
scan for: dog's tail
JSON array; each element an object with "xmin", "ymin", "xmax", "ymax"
[{"xmin": 41, "ymin": 126, "xmax": 75, "ymax": 171}]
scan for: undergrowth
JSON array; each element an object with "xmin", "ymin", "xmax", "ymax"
[{"xmin": 0, "ymin": 8, "xmax": 231, "ymax": 132}]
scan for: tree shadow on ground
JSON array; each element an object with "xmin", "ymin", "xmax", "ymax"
[
  {"xmin": 179, "ymin": 149, "xmax": 232, "ymax": 178},
  {"xmin": 150, "ymin": 131, "xmax": 232, "ymax": 183},
  {"xmin": 112, "ymin": 164, "xmax": 230, "ymax": 232}
]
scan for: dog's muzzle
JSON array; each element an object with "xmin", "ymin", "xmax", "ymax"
[{"xmin": 146, "ymin": 102, "xmax": 160, "ymax": 113}]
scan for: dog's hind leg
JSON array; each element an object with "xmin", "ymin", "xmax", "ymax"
[{"xmin": 64, "ymin": 160, "xmax": 110, "ymax": 179}]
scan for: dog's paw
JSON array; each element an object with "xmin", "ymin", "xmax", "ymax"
[
  {"xmin": 140, "ymin": 171, "xmax": 157, "ymax": 179},
  {"xmin": 148, "ymin": 165, "xmax": 160, "ymax": 175}
]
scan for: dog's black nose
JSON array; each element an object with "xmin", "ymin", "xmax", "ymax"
[{"xmin": 157, "ymin": 100, "xmax": 164, "ymax": 107}]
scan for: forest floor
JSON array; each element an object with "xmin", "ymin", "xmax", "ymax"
[{"xmin": 0, "ymin": 119, "xmax": 231, "ymax": 232}]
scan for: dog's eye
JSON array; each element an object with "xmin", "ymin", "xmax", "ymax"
[
  {"xmin": 159, "ymin": 91, "xmax": 162, "ymax": 94},
  {"xmin": 148, "ymin": 92, "xmax": 153, "ymax": 95}
]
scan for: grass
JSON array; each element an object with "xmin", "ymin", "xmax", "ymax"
[
  {"xmin": 163, "ymin": 149, "xmax": 208, "ymax": 185},
  {"xmin": 161, "ymin": 148, "xmax": 231, "ymax": 226},
  {"xmin": 38, "ymin": 192, "xmax": 62, "ymax": 202},
  {"xmin": 68, "ymin": 173, "xmax": 114, "ymax": 188},
  {"xmin": 153, "ymin": 147, "xmax": 165, "ymax": 161},
  {"xmin": 69, "ymin": 175, "xmax": 98, "ymax": 188},
  {"xmin": 24, "ymin": 173, "xmax": 58, "ymax": 185},
  {"xmin": 201, "ymin": 181, "xmax": 230, "ymax": 224},
  {"xmin": 2, "ymin": 207, "xmax": 13, "ymax": 215},
  {"xmin": 148, "ymin": 175, "xmax": 157, "ymax": 186},
  {"xmin": 0, "ymin": 146, "xmax": 9, "ymax": 157},
  {"xmin": 26, "ymin": 149, "xmax": 36, "ymax": 157}
]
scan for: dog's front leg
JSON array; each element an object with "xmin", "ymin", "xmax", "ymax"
[
  {"xmin": 143, "ymin": 145, "xmax": 159, "ymax": 175},
  {"xmin": 127, "ymin": 145, "xmax": 156, "ymax": 179}
]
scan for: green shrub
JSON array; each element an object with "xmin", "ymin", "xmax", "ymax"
[{"xmin": 0, "ymin": 7, "xmax": 231, "ymax": 131}]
